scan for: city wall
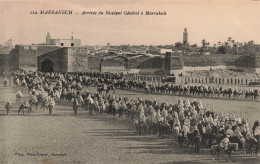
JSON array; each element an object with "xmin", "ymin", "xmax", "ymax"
[
  {"xmin": 37, "ymin": 48, "xmax": 68, "ymax": 72},
  {"xmin": 9, "ymin": 45, "xmax": 37, "ymax": 71},
  {"xmin": 0, "ymin": 54, "xmax": 10, "ymax": 72},
  {"xmin": 67, "ymin": 47, "xmax": 88, "ymax": 72},
  {"xmin": 127, "ymin": 74, "xmax": 260, "ymax": 86},
  {"xmin": 36, "ymin": 45, "xmax": 61, "ymax": 56}
]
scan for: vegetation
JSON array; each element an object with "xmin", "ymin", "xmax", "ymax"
[{"xmin": 173, "ymin": 37, "xmax": 259, "ymax": 56}]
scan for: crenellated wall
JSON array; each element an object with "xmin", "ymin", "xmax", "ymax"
[
  {"xmin": 0, "ymin": 54, "xmax": 10, "ymax": 72},
  {"xmin": 182, "ymin": 54, "xmax": 242, "ymax": 67},
  {"xmin": 67, "ymin": 47, "xmax": 88, "ymax": 72},
  {"xmin": 88, "ymin": 56, "xmax": 102, "ymax": 70},
  {"xmin": 6, "ymin": 44, "xmax": 260, "ymax": 74},
  {"xmin": 9, "ymin": 45, "xmax": 37, "ymax": 71}
]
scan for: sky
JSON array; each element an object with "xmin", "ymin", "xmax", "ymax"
[{"xmin": 0, "ymin": 0, "xmax": 259, "ymax": 46}]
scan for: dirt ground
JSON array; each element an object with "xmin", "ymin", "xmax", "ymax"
[{"xmin": 0, "ymin": 85, "xmax": 259, "ymax": 164}]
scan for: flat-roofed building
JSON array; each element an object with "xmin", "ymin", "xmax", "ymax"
[{"xmin": 46, "ymin": 32, "xmax": 81, "ymax": 47}]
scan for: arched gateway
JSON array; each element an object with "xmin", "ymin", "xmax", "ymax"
[{"xmin": 41, "ymin": 59, "xmax": 54, "ymax": 72}]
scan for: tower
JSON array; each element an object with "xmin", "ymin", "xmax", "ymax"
[
  {"xmin": 183, "ymin": 28, "xmax": 188, "ymax": 45},
  {"xmin": 46, "ymin": 32, "xmax": 51, "ymax": 44},
  {"xmin": 164, "ymin": 52, "xmax": 184, "ymax": 75}
]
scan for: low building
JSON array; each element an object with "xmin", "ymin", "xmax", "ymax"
[
  {"xmin": 159, "ymin": 48, "xmax": 172, "ymax": 54},
  {"xmin": 46, "ymin": 32, "xmax": 81, "ymax": 47}
]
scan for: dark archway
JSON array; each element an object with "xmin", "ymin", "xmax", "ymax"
[{"xmin": 41, "ymin": 59, "xmax": 54, "ymax": 72}]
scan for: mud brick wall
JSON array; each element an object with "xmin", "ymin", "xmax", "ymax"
[
  {"xmin": 0, "ymin": 54, "xmax": 10, "ymax": 71},
  {"xmin": 37, "ymin": 48, "xmax": 68, "ymax": 72},
  {"xmin": 126, "ymin": 56, "xmax": 165, "ymax": 69},
  {"xmin": 182, "ymin": 54, "xmax": 241, "ymax": 67},
  {"xmin": 12, "ymin": 45, "xmax": 37, "ymax": 70},
  {"xmin": 102, "ymin": 58, "xmax": 125, "ymax": 67},
  {"xmin": 88, "ymin": 56, "xmax": 102, "ymax": 70},
  {"xmin": 67, "ymin": 48, "xmax": 88, "ymax": 72},
  {"xmin": 36, "ymin": 45, "xmax": 62, "ymax": 56}
]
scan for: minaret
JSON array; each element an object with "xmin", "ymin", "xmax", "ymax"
[
  {"xmin": 46, "ymin": 32, "xmax": 51, "ymax": 44},
  {"xmin": 71, "ymin": 32, "xmax": 74, "ymax": 39},
  {"xmin": 183, "ymin": 28, "xmax": 188, "ymax": 45}
]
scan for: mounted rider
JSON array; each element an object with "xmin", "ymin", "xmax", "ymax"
[
  {"xmin": 220, "ymin": 135, "xmax": 230, "ymax": 150},
  {"xmin": 73, "ymin": 98, "xmax": 79, "ymax": 115},
  {"xmin": 5, "ymin": 98, "xmax": 12, "ymax": 115}
]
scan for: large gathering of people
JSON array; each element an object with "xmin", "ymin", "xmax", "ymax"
[{"xmin": 1, "ymin": 70, "xmax": 260, "ymax": 158}]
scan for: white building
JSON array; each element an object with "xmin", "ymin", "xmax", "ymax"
[
  {"xmin": 46, "ymin": 32, "xmax": 81, "ymax": 47},
  {"xmin": 159, "ymin": 48, "xmax": 172, "ymax": 54}
]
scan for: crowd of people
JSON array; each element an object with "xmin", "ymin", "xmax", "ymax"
[{"xmin": 2, "ymin": 70, "xmax": 260, "ymax": 158}]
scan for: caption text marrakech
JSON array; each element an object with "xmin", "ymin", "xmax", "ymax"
[{"xmin": 30, "ymin": 10, "xmax": 167, "ymax": 15}]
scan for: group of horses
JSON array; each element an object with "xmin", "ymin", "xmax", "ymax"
[
  {"xmin": 3, "ymin": 71, "xmax": 260, "ymax": 162},
  {"xmin": 73, "ymin": 77, "xmax": 260, "ymax": 101},
  {"xmin": 113, "ymin": 80, "xmax": 259, "ymax": 101}
]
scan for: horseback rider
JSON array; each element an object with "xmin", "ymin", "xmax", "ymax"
[
  {"xmin": 193, "ymin": 126, "xmax": 201, "ymax": 153},
  {"xmin": 73, "ymin": 98, "xmax": 79, "ymax": 115},
  {"xmin": 18, "ymin": 99, "xmax": 31, "ymax": 114},
  {"xmin": 24, "ymin": 99, "xmax": 30, "ymax": 108},
  {"xmin": 220, "ymin": 134, "xmax": 230, "ymax": 150},
  {"xmin": 16, "ymin": 89, "xmax": 23, "ymax": 101},
  {"xmin": 3, "ymin": 77, "xmax": 8, "ymax": 87},
  {"xmin": 5, "ymin": 98, "xmax": 12, "ymax": 115},
  {"xmin": 161, "ymin": 108, "xmax": 168, "ymax": 118},
  {"xmin": 139, "ymin": 108, "xmax": 146, "ymax": 123},
  {"xmin": 47, "ymin": 97, "xmax": 55, "ymax": 115},
  {"xmin": 233, "ymin": 126, "xmax": 246, "ymax": 152},
  {"xmin": 182, "ymin": 123, "xmax": 189, "ymax": 139}
]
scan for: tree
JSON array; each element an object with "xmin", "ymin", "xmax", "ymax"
[
  {"xmin": 227, "ymin": 37, "xmax": 232, "ymax": 46},
  {"xmin": 233, "ymin": 44, "xmax": 238, "ymax": 55},
  {"xmin": 175, "ymin": 42, "xmax": 183, "ymax": 50},
  {"xmin": 201, "ymin": 39, "xmax": 207, "ymax": 47},
  {"xmin": 217, "ymin": 46, "xmax": 228, "ymax": 54}
]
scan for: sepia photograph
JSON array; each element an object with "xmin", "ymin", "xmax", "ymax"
[{"xmin": 0, "ymin": 0, "xmax": 260, "ymax": 163}]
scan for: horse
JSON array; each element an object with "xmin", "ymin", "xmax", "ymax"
[
  {"xmin": 16, "ymin": 92, "xmax": 22, "ymax": 103},
  {"xmin": 5, "ymin": 102, "xmax": 12, "ymax": 115},
  {"xmin": 47, "ymin": 104, "xmax": 54, "ymax": 115},
  {"xmin": 18, "ymin": 104, "xmax": 32, "ymax": 115},
  {"xmin": 53, "ymin": 90, "xmax": 61, "ymax": 105},
  {"xmin": 66, "ymin": 92, "xmax": 74, "ymax": 102},
  {"xmin": 157, "ymin": 120, "xmax": 171, "ymax": 138},
  {"xmin": 253, "ymin": 89, "xmax": 259, "ymax": 100},
  {"xmin": 144, "ymin": 85, "xmax": 150, "ymax": 94},
  {"xmin": 73, "ymin": 99, "xmax": 79, "ymax": 115},
  {"xmin": 15, "ymin": 78, "xmax": 20, "ymax": 87},
  {"xmin": 189, "ymin": 130, "xmax": 202, "ymax": 153},
  {"xmin": 173, "ymin": 125, "xmax": 181, "ymax": 138},
  {"xmin": 29, "ymin": 98, "xmax": 39, "ymax": 110},
  {"xmin": 21, "ymin": 81, "xmax": 27, "ymax": 88},
  {"xmin": 146, "ymin": 116, "xmax": 159, "ymax": 135},
  {"xmin": 4, "ymin": 79, "xmax": 8, "ymax": 87},
  {"xmin": 210, "ymin": 143, "xmax": 238, "ymax": 161},
  {"xmin": 134, "ymin": 118, "xmax": 147, "ymax": 135},
  {"xmin": 246, "ymin": 136, "xmax": 258, "ymax": 154}
]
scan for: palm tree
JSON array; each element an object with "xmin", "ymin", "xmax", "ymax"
[
  {"xmin": 224, "ymin": 42, "xmax": 229, "ymax": 46},
  {"xmin": 227, "ymin": 37, "xmax": 232, "ymax": 45},
  {"xmin": 201, "ymin": 39, "xmax": 206, "ymax": 47}
]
